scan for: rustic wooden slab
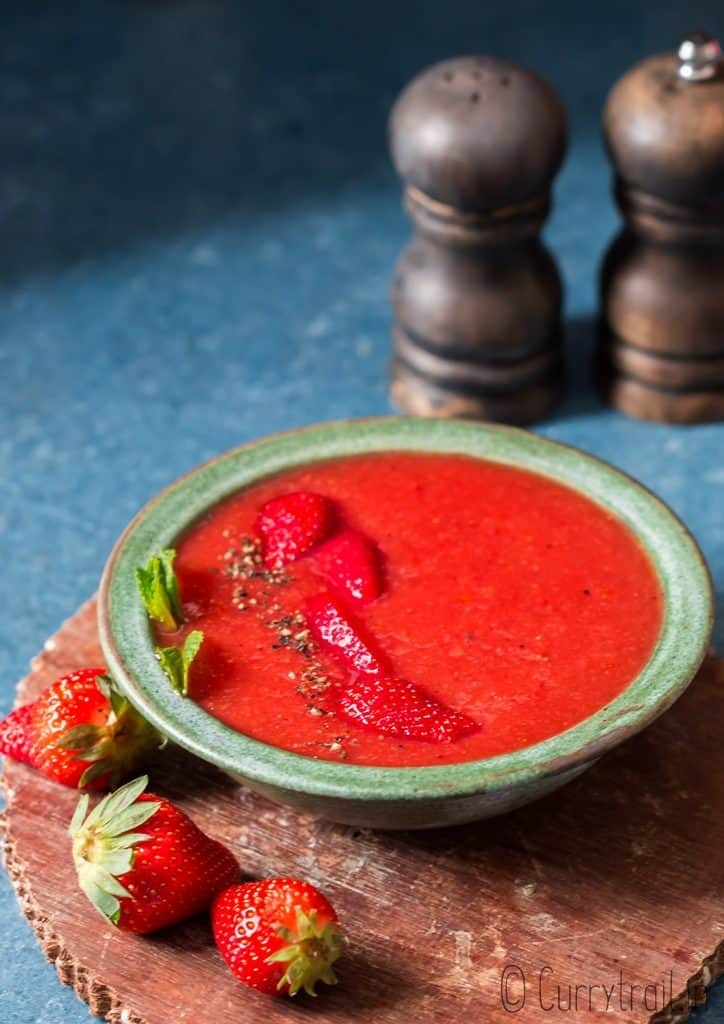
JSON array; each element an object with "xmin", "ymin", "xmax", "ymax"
[{"xmin": 2, "ymin": 599, "xmax": 724, "ymax": 1024}]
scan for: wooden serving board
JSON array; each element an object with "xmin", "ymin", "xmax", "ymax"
[{"xmin": 2, "ymin": 600, "xmax": 724, "ymax": 1024}]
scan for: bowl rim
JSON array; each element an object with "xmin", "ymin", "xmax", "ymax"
[{"xmin": 98, "ymin": 417, "xmax": 714, "ymax": 803}]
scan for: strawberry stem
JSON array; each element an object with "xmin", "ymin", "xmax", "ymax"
[
  {"xmin": 70, "ymin": 775, "xmax": 160, "ymax": 925},
  {"xmin": 267, "ymin": 907, "xmax": 346, "ymax": 996}
]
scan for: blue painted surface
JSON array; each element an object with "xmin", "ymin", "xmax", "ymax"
[{"xmin": 0, "ymin": 1, "xmax": 723, "ymax": 1020}]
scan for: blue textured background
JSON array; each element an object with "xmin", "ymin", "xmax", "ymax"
[{"xmin": 1, "ymin": 2, "xmax": 723, "ymax": 1020}]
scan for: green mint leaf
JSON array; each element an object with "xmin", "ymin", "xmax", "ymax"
[
  {"xmin": 135, "ymin": 549, "xmax": 183, "ymax": 629},
  {"xmin": 156, "ymin": 645, "xmax": 184, "ymax": 693},
  {"xmin": 182, "ymin": 630, "xmax": 204, "ymax": 676},
  {"xmin": 158, "ymin": 549, "xmax": 183, "ymax": 623},
  {"xmin": 155, "ymin": 630, "xmax": 204, "ymax": 697},
  {"xmin": 135, "ymin": 566, "xmax": 157, "ymax": 615}
]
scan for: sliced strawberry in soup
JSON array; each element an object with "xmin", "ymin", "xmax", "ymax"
[
  {"xmin": 304, "ymin": 592, "xmax": 391, "ymax": 678},
  {"xmin": 334, "ymin": 675, "xmax": 479, "ymax": 743},
  {"xmin": 314, "ymin": 528, "xmax": 383, "ymax": 606},
  {"xmin": 256, "ymin": 492, "xmax": 336, "ymax": 568}
]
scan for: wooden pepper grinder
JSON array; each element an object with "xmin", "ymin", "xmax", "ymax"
[
  {"xmin": 388, "ymin": 56, "xmax": 567, "ymax": 423},
  {"xmin": 600, "ymin": 32, "xmax": 724, "ymax": 423}
]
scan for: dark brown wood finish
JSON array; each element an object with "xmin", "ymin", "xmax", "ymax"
[
  {"xmin": 3, "ymin": 600, "xmax": 724, "ymax": 1023},
  {"xmin": 388, "ymin": 56, "xmax": 567, "ymax": 424},
  {"xmin": 599, "ymin": 34, "xmax": 724, "ymax": 422}
]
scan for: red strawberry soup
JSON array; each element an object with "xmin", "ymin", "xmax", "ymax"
[{"xmin": 157, "ymin": 452, "xmax": 663, "ymax": 767}]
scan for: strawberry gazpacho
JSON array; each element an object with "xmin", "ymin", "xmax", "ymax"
[{"xmin": 153, "ymin": 452, "xmax": 662, "ymax": 767}]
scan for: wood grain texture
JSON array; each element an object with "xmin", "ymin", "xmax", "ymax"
[
  {"xmin": 600, "ymin": 372, "xmax": 724, "ymax": 424},
  {"xmin": 2, "ymin": 599, "xmax": 724, "ymax": 1024}
]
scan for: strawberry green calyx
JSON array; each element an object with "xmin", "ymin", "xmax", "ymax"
[
  {"xmin": 155, "ymin": 630, "xmax": 204, "ymax": 696},
  {"xmin": 135, "ymin": 549, "xmax": 184, "ymax": 630},
  {"xmin": 267, "ymin": 907, "xmax": 346, "ymax": 996},
  {"xmin": 70, "ymin": 775, "xmax": 160, "ymax": 925},
  {"xmin": 56, "ymin": 674, "xmax": 164, "ymax": 788}
]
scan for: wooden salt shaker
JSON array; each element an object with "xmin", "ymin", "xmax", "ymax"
[
  {"xmin": 600, "ymin": 32, "xmax": 724, "ymax": 423},
  {"xmin": 388, "ymin": 56, "xmax": 567, "ymax": 423}
]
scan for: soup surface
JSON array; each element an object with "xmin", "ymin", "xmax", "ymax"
[{"xmin": 159, "ymin": 452, "xmax": 662, "ymax": 766}]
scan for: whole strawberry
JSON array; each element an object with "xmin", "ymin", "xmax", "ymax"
[
  {"xmin": 0, "ymin": 667, "xmax": 161, "ymax": 786},
  {"xmin": 212, "ymin": 878, "xmax": 345, "ymax": 997},
  {"xmin": 70, "ymin": 775, "xmax": 240, "ymax": 933},
  {"xmin": 0, "ymin": 669, "xmax": 162, "ymax": 790}
]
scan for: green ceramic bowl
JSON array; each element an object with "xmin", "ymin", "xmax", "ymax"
[{"xmin": 98, "ymin": 418, "xmax": 713, "ymax": 829}]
